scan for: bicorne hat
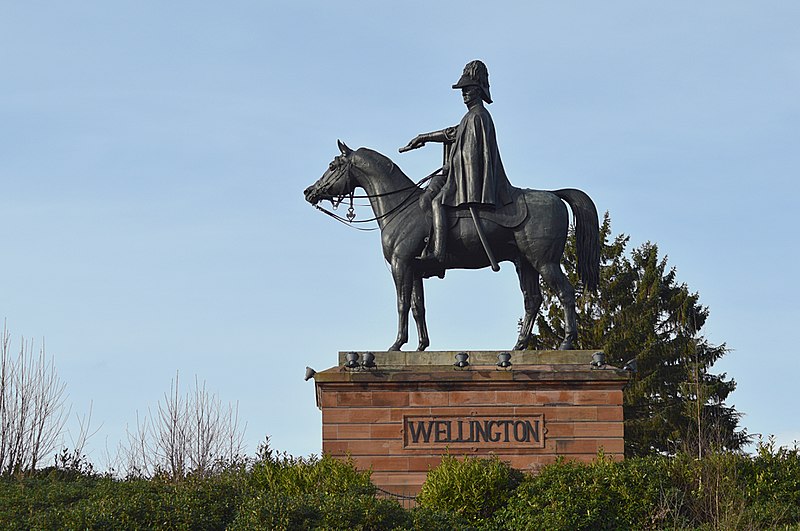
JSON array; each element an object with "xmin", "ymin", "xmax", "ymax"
[{"xmin": 452, "ymin": 60, "xmax": 492, "ymax": 104}]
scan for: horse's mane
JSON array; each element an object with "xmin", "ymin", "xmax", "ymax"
[{"xmin": 354, "ymin": 147, "xmax": 411, "ymax": 182}]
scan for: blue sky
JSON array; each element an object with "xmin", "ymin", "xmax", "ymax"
[{"xmin": 2, "ymin": 2, "xmax": 798, "ymax": 463}]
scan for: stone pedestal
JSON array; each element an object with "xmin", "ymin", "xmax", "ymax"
[{"xmin": 313, "ymin": 350, "xmax": 629, "ymax": 496}]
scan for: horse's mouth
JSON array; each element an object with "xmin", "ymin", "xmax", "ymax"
[{"xmin": 303, "ymin": 186, "xmax": 322, "ymax": 205}]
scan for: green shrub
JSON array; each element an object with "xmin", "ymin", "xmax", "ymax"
[
  {"xmin": 404, "ymin": 505, "xmax": 476, "ymax": 530},
  {"xmin": 0, "ymin": 468, "xmax": 245, "ymax": 530},
  {"xmin": 417, "ymin": 455, "xmax": 523, "ymax": 523},
  {"xmin": 5, "ymin": 439, "xmax": 800, "ymax": 530},
  {"xmin": 232, "ymin": 452, "xmax": 407, "ymax": 530},
  {"xmin": 492, "ymin": 454, "xmax": 685, "ymax": 531},
  {"xmin": 741, "ymin": 438, "xmax": 800, "ymax": 527}
]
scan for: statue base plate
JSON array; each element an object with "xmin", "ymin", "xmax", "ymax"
[{"xmin": 313, "ymin": 350, "xmax": 629, "ymax": 496}]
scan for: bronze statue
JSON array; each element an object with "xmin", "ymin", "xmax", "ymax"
[
  {"xmin": 401, "ymin": 60, "xmax": 512, "ymax": 270},
  {"xmin": 304, "ymin": 61, "xmax": 600, "ymax": 352}
]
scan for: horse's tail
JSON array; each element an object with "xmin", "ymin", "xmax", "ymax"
[{"xmin": 552, "ymin": 188, "xmax": 600, "ymax": 292}]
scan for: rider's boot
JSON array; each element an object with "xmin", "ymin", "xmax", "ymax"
[
  {"xmin": 431, "ymin": 199, "xmax": 447, "ymax": 262},
  {"xmin": 421, "ymin": 199, "xmax": 446, "ymax": 262},
  {"xmin": 416, "ymin": 197, "xmax": 446, "ymax": 279}
]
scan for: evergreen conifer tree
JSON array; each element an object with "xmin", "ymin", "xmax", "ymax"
[{"xmin": 530, "ymin": 213, "xmax": 749, "ymax": 456}]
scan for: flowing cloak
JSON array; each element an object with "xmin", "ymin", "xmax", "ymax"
[{"xmin": 439, "ymin": 104, "xmax": 514, "ymax": 209}]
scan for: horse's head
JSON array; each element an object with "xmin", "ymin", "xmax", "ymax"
[{"xmin": 304, "ymin": 140, "xmax": 357, "ymax": 207}]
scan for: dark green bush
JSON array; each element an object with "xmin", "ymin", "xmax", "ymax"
[
  {"xmin": 232, "ymin": 452, "xmax": 407, "ymax": 530},
  {"xmin": 4, "ymin": 440, "xmax": 800, "ymax": 530},
  {"xmin": 494, "ymin": 456, "xmax": 627, "ymax": 531},
  {"xmin": 417, "ymin": 454, "xmax": 523, "ymax": 523},
  {"xmin": 740, "ymin": 438, "xmax": 800, "ymax": 527},
  {"xmin": 0, "ymin": 470, "xmax": 245, "ymax": 530},
  {"xmin": 404, "ymin": 505, "xmax": 476, "ymax": 530}
]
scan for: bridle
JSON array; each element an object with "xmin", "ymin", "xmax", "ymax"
[{"xmin": 312, "ymin": 155, "xmax": 437, "ymax": 231}]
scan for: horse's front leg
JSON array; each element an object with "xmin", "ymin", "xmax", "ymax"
[
  {"xmin": 411, "ymin": 275, "xmax": 429, "ymax": 351},
  {"xmin": 388, "ymin": 259, "xmax": 413, "ymax": 351}
]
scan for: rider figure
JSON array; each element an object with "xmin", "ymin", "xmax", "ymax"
[{"xmin": 401, "ymin": 60, "xmax": 513, "ymax": 262}]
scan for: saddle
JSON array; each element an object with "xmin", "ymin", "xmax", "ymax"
[
  {"xmin": 416, "ymin": 188, "xmax": 528, "ymax": 279},
  {"xmin": 445, "ymin": 187, "xmax": 528, "ymax": 229}
]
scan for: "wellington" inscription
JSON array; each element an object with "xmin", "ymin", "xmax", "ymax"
[{"xmin": 403, "ymin": 415, "xmax": 545, "ymax": 449}]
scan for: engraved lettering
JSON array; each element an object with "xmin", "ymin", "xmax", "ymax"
[
  {"xmin": 488, "ymin": 421, "xmax": 501, "ymax": 442},
  {"xmin": 404, "ymin": 415, "xmax": 545, "ymax": 448},
  {"xmin": 514, "ymin": 420, "xmax": 527, "ymax": 442},
  {"xmin": 526, "ymin": 420, "xmax": 540, "ymax": 442},
  {"xmin": 409, "ymin": 421, "xmax": 433, "ymax": 444},
  {"xmin": 474, "ymin": 420, "xmax": 488, "ymax": 442},
  {"xmin": 435, "ymin": 421, "xmax": 447, "ymax": 442}
]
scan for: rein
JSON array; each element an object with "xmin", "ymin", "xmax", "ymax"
[{"xmin": 313, "ymin": 169, "xmax": 438, "ymax": 231}]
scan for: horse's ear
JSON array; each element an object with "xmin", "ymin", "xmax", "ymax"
[{"xmin": 337, "ymin": 139, "xmax": 353, "ymax": 156}]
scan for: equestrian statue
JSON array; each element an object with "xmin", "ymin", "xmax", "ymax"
[{"xmin": 304, "ymin": 60, "xmax": 599, "ymax": 352}]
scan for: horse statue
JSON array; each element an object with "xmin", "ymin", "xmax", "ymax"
[{"xmin": 304, "ymin": 140, "xmax": 600, "ymax": 352}]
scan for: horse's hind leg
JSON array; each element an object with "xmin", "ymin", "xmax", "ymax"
[
  {"xmin": 514, "ymin": 258, "xmax": 541, "ymax": 350},
  {"xmin": 538, "ymin": 262, "xmax": 577, "ymax": 350},
  {"xmin": 411, "ymin": 275, "xmax": 429, "ymax": 351}
]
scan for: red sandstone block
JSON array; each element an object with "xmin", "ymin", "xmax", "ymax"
[
  {"xmin": 514, "ymin": 405, "xmax": 597, "ymax": 421},
  {"xmin": 371, "ymin": 471, "xmax": 428, "ymax": 486},
  {"xmin": 534, "ymin": 390, "xmax": 576, "ymax": 405},
  {"xmin": 555, "ymin": 438, "xmax": 599, "ymax": 454},
  {"xmin": 352, "ymin": 455, "xmax": 409, "ymax": 472},
  {"xmin": 370, "ymin": 471, "xmax": 428, "ymax": 493},
  {"xmin": 337, "ymin": 391, "xmax": 374, "ymax": 406},
  {"xmin": 574, "ymin": 390, "xmax": 619, "ymax": 405},
  {"xmin": 574, "ymin": 422, "xmax": 624, "ymax": 438},
  {"xmin": 495, "ymin": 389, "xmax": 574, "ymax": 405},
  {"xmin": 409, "ymin": 391, "xmax": 450, "ymax": 407},
  {"xmin": 494, "ymin": 390, "xmax": 530, "ymax": 405},
  {"xmin": 597, "ymin": 439, "xmax": 625, "ymax": 454},
  {"xmin": 336, "ymin": 424, "xmax": 374, "ymax": 439},
  {"xmin": 425, "ymin": 406, "xmax": 516, "ymax": 417},
  {"xmin": 372, "ymin": 424, "xmax": 403, "ymax": 439},
  {"xmin": 319, "ymin": 391, "xmax": 337, "ymax": 408},
  {"xmin": 372, "ymin": 391, "xmax": 410, "ymax": 407},
  {"xmin": 556, "ymin": 437, "xmax": 623, "ymax": 454},
  {"xmin": 609, "ymin": 389, "xmax": 623, "ymax": 405},
  {"xmin": 322, "ymin": 439, "xmax": 389, "ymax": 458},
  {"xmin": 447, "ymin": 390, "xmax": 497, "ymax": 405},
  {"xmin": 326, "ymin": 439, "xmax": 402, "ymax": 456},
  {"xmin": 407, "ymin": 456, "xmax": 446, "ymax": 473},
  {"xmin": 541, "ymin": 422, "xmax": 575, "ymax": 437},
  {"xmin": 596, "ymin": 407, "xmax": 624, "ymax": 421},
  {"xmin": 322, "ymin": 425, "xmax": 338, "ymax": 440},
  {"xmin": 323, "ymin": 407, "xmax": 393, "ymax": 424},
  {"xmin": 388, "ymin": 408, "xmax": 409, "ymax": 422}
]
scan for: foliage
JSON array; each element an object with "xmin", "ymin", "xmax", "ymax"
[
  {"xmin": 530, "ymin": 213, "xmax": 748, "ymax": 456},
  {"xmin": 740, "ymin": 437, "xmax": 800, "ymax": 527},
  {"xmin": 0, "ymin": 467, "xmax": 245, "ymax": 530},
  {"xmin": 417, "ymin": 454, "xmax": 523, "ymax": 523},
  {"xmin": 231, "ymin": 440, "xmax": 408, "ymax": 530},
  {"xmin": 2, "ymin": 444, "xmax": 800, "ymax": 529},
  {"xmin": 491, "ymin": 455, "xmax": 671, "ymax": 530}
]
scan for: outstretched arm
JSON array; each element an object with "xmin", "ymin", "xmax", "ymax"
[{"xmin": 399, "ymin": 126, "xmax": 456, "ymax": 153}]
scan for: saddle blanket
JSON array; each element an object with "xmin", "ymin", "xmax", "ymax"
[{"xmin": 447, "ymin": 187, "xmax": 528, "ymax": 228}]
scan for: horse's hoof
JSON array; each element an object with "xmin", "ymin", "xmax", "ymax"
[
  {"xmin": 558, "ymin": 340, "xmax": 574, "ymax": 350},
  {"xmin": 417, "ymin": 343, "xmax": 429, "ymax": 351},
  {"xmin": 388, "ymin": 344, "xmax": 402, "ymax": 352}
]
